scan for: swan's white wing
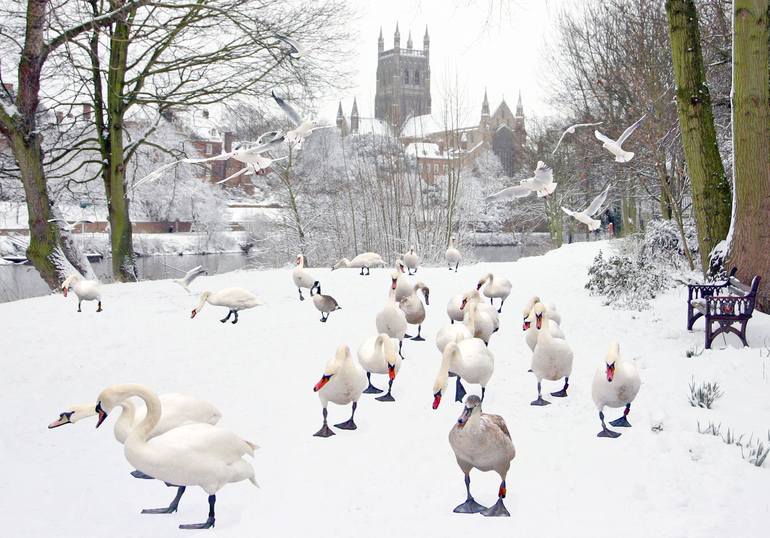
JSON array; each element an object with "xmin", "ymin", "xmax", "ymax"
[
  {"xmin": 272, "ymin": 90, "xmax": 302, "ymax": 127},
  {"xmin": 617, "ymin": 114, "xmax": 646, "ymax": 145},
  {"xmin": 594, "ymin": 130, "xmax": 614, "ymax": 144},
  {"xmin": 275, "ymin": 34, "xmax": 301, "ymax": 58},
  {"xmin": 532, "ymin": 161, "xmax": 553, "ymax": 186},
  {"xmin": 215, "ymin": 166, "xmax": 250, "ymax": 185},
  {"xmin": 485, "ymin": 184, "xmax": 533, "ymax": 202},
  {"xmin": 584, "ymin": 185, "xmax": 611, "ymax": 216}
]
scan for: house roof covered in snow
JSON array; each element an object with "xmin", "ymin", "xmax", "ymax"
[{"xmin": 405, "ymin": 142, "xmax": 453, "ymax": 160}]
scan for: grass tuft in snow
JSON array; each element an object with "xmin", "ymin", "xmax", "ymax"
[
  {"xmin": 698, "ymin": 422, "xmax": 770, "ymax": 468},
  {"xmin": 688, "ymin": 378, "xmax": 724, "ymax": 409},
  {"xmin": 685, "ymin": 344, "xmax": 704, "ymax": 358}
]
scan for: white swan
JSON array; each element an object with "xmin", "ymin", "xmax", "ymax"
[
  {"xmin": 376, "ymin": 274, "xmax": 408, "ymax": 358},
  {"xmin": 522, "ymin": 296, "xmax": 564, "ymax": 352},
  {"xmin": 331, "ymin": 252, "xmax": 386, "ymax": 275},
  {"xmin": 292, "ymin": 254, "xmax": 318, "ymax": 301},
  {"xmin": 592, "ymin": 341, "xmax": 641, "ymax": 438},
  {"xmin": 436, "ymin": 323, "xmax": 472, "ymax": 354},
  {"xmin": 447, "ymin": 292, "xmax": 499, "ymax": 330},
  {"xmin": 461, "ymin": 290, "xmax": 497, "ymax": 345},
  {"xmin": 393, "ymin": 259, "xmax": 413, "ymax": 302},
  {"xmin": 312, "ymin": 344, "xmax": 368, "ymax": 437},
  {"xmin": 358, "ymin": 334, "xmax": 401, "ymax": 402},
  {"xmin": 94, "ymin": 384, "xmax": 257, "ymax": 529},
  {"xmin": 477, "ymin": 273, "xmax": 512, "ymax": 313},
  {"xmin": 399, "ymin": 282, "xmax": 429, "ymax": 341},
  {"xmin": 432, "ymin": 339, "xmax": 494, "ymax": 407},
  {"xmin": 62, "ymin": 274, "xmax": 102, "ymax": 312},
  {"xmin": 404, "ymin": 246, "xmax": 419, "ymax": 275},
  {"xmin": 191, "ymin": 288, "xmax": 263, "ymax": 324},
  {"xmin": 446, "ymin": 236, "xmax": 462, "ymax": 272},
  {"xmin": 530, "ymin": 303, "xmax": 574, "ymax": 406},
  {"xmin": 449, "ymin": 395, "xmax": 515, "ymax": 517}
]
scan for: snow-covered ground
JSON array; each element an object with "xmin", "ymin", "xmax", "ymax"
[{"xmin": 1, "ymin": 241, "xmax": 768, "ymax": 537}]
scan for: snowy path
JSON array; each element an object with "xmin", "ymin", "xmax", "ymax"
[{"xmin": 1, "ymin": 241, "xmax": 768, "ymax": 537}]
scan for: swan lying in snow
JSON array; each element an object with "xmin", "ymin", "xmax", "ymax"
[
  {"xmin": 292, "ymin": 254, "xmax": 318, "ymax": 301},
  {"xmin": 592, "ymin": 341, "xmax": 641, "ymax": 438},
  {"xmin": 313, "ymin": 345, "xmax": 368, "ymax": 437},
  {"xmin": 449, "ymin": 395, "xmax": 515, "ymax": 517},
  {"xmin": 95, "ymin": 384, "xmax": 257, "ymax": 529},
  {"xmin": 358, "ymin": 334, "xmax": 401, "ymax": 402},
  {"xmin": 529, "ymin": 303, "xmax": 573, "ymax": 406},
  {"xmin": 191, "ymin": 288, "xmax": 263, "ymax": 324},
  {"xmin": 332, "ymin": 252, "xmax": 386, "ymax": 275},
  {"xmin": 62, "ymin": 274, "xmax": 102, "ymax": 312}
]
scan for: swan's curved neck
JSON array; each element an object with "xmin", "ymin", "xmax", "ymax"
[
  {"xmin": 122, "ymin": 386, "xmax": 161, "ymax": 443},
  {"xmin": 113, "ymin": 399, "xmax": 138, "ymax": 443},
  {"xmin": 537, "ymin": 317, "xmax": 553, "ymax": 341}
]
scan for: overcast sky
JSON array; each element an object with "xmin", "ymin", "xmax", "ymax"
[{"xmin": 317, "ymin": 0, "xmax": 579, "ymax": 124}]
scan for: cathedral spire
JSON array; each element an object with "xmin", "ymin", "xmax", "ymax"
[
  {"xmin": 481, "ymin": 87, "xmax": 490, "ymax": 117},
  {"xmin": 394, "ymin": 22, "xmax": 400, "ymax": 49},
  {"xmin": 378, "ymin": 26, "xmax": 384, "ymax": 54},
  {"xmin": 351, "ymin": 96, "xmax": 359, "ymax": 116},
  {"xmin": 407, "ymin": 30, "xmax": 413, "ymax": 50},
  {"xmin": 423, "ymin": 25, "xmax": 429, "ymax": 56},
  {"xmin": 351, "ymin": 97, "xmax": 359, "ymax": 133},
  {"xmin": 516, "ymin": 90, "xmax": 524, "ymax": 116}
]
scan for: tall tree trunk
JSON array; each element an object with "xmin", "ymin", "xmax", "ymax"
[
  {"xmin": 105, "ymin": 0, "xmax": 137, "ymax": 280},
  {"xmin": 666, "ymin": 0, "xmax": 732, "ymax": 272},
  {"xmin": 726, "ymin": 0, "xmax": 770, "ymax": 310}
]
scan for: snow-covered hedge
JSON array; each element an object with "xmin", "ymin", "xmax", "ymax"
[{"xmin": 586, "ymin": 220, "xmax": 696, "ymax": 310}]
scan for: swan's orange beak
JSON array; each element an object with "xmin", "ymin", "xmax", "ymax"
[
  {"xmin": 535, "ymin": 314, "xmax": 542, "ymax": 330},
  {"xmin": 314, "ymin": 374, "xmax": 331, "ymax": 392},
  {"xmin": 62, "ymin": 287, "xmax": 68, "ymax": 297},
  {"xmin": 388, "ymin": 364, "xmax": 396, "ymax": 380},
  {"xmin": 432, "ymin": 392, "xmax": 442, "ymax": 409},
  {"xmin": 460, "ymin": 298, "xmax": 467, "ymax": 310},
  {"xmin": 606, "ymin": 363, "xmax": 615, "ymax": 382},
  {"xmin": 522, "ymin": 320, "xmax": 531, "ymax": 331},
  {"xmin": 190, "ymin": 309, "xmax": 197, "ymax": 319},
  {"xmin": 95, "ymin": 403, "xmax": 108, "ymax": 428}
]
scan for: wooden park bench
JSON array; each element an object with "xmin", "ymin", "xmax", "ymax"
[{"xmin": 687, "ymin": 267, "xmax": 762, "ymax": 349}]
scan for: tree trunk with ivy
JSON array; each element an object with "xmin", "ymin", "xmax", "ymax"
[
  {"xmin": 665, "ymin": 0, "xmax": 732, "ymax": 272},
  {"xmin": 725, "ymin": 0, "xmax": 769, "ymax": 310}
]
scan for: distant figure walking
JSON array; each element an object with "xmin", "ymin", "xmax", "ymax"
[{"xmin": 608, "ymin": 222, "xmax": 615, "ymax": 239}]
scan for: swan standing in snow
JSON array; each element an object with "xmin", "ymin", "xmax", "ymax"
[
  {"xmin": 449, "ymin": 395, "xmax": 515, "ymax": 517},
  {"xmin": 50, "ymin": 393, "xmax": 221, "ymax": 513},
  {"xmin": 522, "ymin": 296, "xmax": 564, "ymax": 352},
  {"xmin": 461, "ymin": 290, "xmax": 497, "ymax": 345},
  {"xmin": 432, "ymin": 339, "xmax": 494, "ymax": 406},
  {"xmin": 394, "ymin": 259, "xmax": 413, "ymax": 302},
  {"xmin": 446, "ymin": 236, "xmax": 462, "ymax": 271},
  {"xmin": 174, "ymin": 265, "xmax": 207, "ymax": 293},
  {"xmin": 312, "ymin": 345, "xmax": 368, "ymax": 437},
  {"xmin": 594, "ymin": 115, "xmax": 645, "ymax": 162},
  {"xmin": 94, "ymin": 384, "xmax": 257, "ymax": 529},
  {"xmin": 530, "ymin": 303, "xmax": 574, "ymax": 406},
  {"xmin": 376, "ymin": 274, "xmax": 408, "ymax": 358},
  {"xmin": 561, "ymin": 185, "xmax": 610, "ymax": 232},
  {"xmin": 292, "ymin": 254, "xmax": 318, "ymax": 301},
  {"xmin": 447, "ymin": 291, "xmax": 500, "ymax": 328},
  {"xmin": 477, "ymin": 273, "xmax": 512, "ymax": 313},
  {"xmin": 61, "ymin": 274, "xmax": 102, "ymax": 312},
  {"xmin": 358, "ymin": 334, "xmax": 401, "ymax": 402},
  {"xmin": 331, "ymin": 252, "xmax": 386, "ymax": 275},
  {"xmin": 310, "ymin": 282, "xmax": 341, "ymax": 322},
  {"xmin": 400, "ymin": 282, "xmax": 429, "ymax": 341},
  {"xmin": 592, "ymin": 342, "xmax": 641, "ymax": 438},
  {"xmin": 191, "ymin": 288, "xmax": 263, "ymax": 324},
  {"xmin": 403, "ymin": 246, "xmax": 419, "ymax": 274},
  {"xmin": 436, "ymin": 322, "xmax": 472, "ymax": 354}
]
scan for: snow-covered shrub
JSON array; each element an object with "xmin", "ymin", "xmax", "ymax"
[
  {"xmin": 585, "ymin": 219, "xmax": 698, "ymax": 310},
  {"xmin": 697, "ymin": 422, "xmax": 770, "ymax": 468},
  {"xmin": 688, "ymin": 378, "xmax": 724, "ymax": 409}
]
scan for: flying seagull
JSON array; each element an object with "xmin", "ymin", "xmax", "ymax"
[
  {"xmin": 48, "ymin": 218, "xmax": 94, "ymax": 231},
  {"xmin": 594, "ymin": 115, "xmax": 646, "ymax": 163},
  {"xmin": 552, "ymin": 121, "xmax": 604, "ymax": 155},
  {"xmin": 561, "ymin": 185, "xmax": 611, "ymax": 231},
  {"xmin": 215, "ymin": 156, "xmax": 287, "ymax": 185},
  {"xmin": 174, "ymin": 265, "xmax": 207, "ymax": 293},
  {"xmin": 134, "ymin": 134, "xmax": 285, "ymax": 188},
  {"xmin": 485, "ymin": 161, "xmax": 557, "ymax": 203},
  {"xmin": 275, "ymin": 34, "xmax": 301, "ymax": 60},
  {"xmin": 272, "ymin": 90, "xmax": 331, "ymax": 149}
]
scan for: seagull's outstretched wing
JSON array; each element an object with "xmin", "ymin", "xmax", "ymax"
[
  {"xmin": 531, "ymin": 161, "xmax": 553, "ymax": 187},
  {"xmin": 561, "ymin": 206, "xmax": 579, "ymax": 218},
  {"xmin": 486, "ymin": 184, "xmax": 533, "ymax": 202},
  {"xmin": 617, "ymin": 114, "xmax": 646, "ymax": 145},
  {"xmin": 594, "ymin": 130, "xmax": 614, "ymax": 144},
  {"xmin": 175, "ymin": 265, "xmax": 207, "ymax": 292},
  {"xmin": 135, "ymin": 151, "xmax": 235, "ymax": 188},
  {"xmin": 584, "ymin": 185, "xmax": 611, "ymax": 216},
  {"xmin": 215, "ymin": 166, "xmax": 250, "ymax": 185},
  {"xmin": 275, "ymin": 34, "xmax": 301, "ymax": 59},
  {"xmin": 237, "ymin": 134, "xmax": 285, "ymax": 157},
  {"xmin": 257, "ymin": 130, "xmax": 283, "ymax": 144},
  {"xmin": 552, "ymin": 130, "xmax": 570, "ymax": 155},
  {"xmin": 308, "ymin": 125, "xmax": 336, "ymax": 133},
  {"xmin": 552, "ymin": 122, "xmax": 603, "ymax": 155},
  {"xmin": 272, "ymin": 90, "xmax": 302, "ymax": 127}
]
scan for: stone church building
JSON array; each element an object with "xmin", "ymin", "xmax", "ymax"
[{"xmin": 336, "ymin": 25, "xmax": 527, "ymax": 179}]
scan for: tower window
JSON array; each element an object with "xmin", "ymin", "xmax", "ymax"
[
  {"xmin": 414, "ymin": 70, "xmax": 420, "ymax": 85},
  {"xmin": 404, "ymin": 68, "xmax": 409, "ymax": 84}
]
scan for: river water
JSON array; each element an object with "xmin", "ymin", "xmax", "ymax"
[{"xmin": 0, "ymin": 242, "xmax": 555, "ymax": 303}]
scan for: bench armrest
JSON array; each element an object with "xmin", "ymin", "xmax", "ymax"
[{"xmin": 704, "ymin": 294, "xmax": 756, "ymax": 318}]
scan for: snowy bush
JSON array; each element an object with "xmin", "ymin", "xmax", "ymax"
[
  {"xmin": 585, "ymin": 219, "xmax": 697, "ymax": 310},
  {"xmin": 688, "ymin": 378, "xmax": 724, "ymax": 409},
  {"xmin": 698, "ymin": 422, "xmax": 770, "ymax": 468}
]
